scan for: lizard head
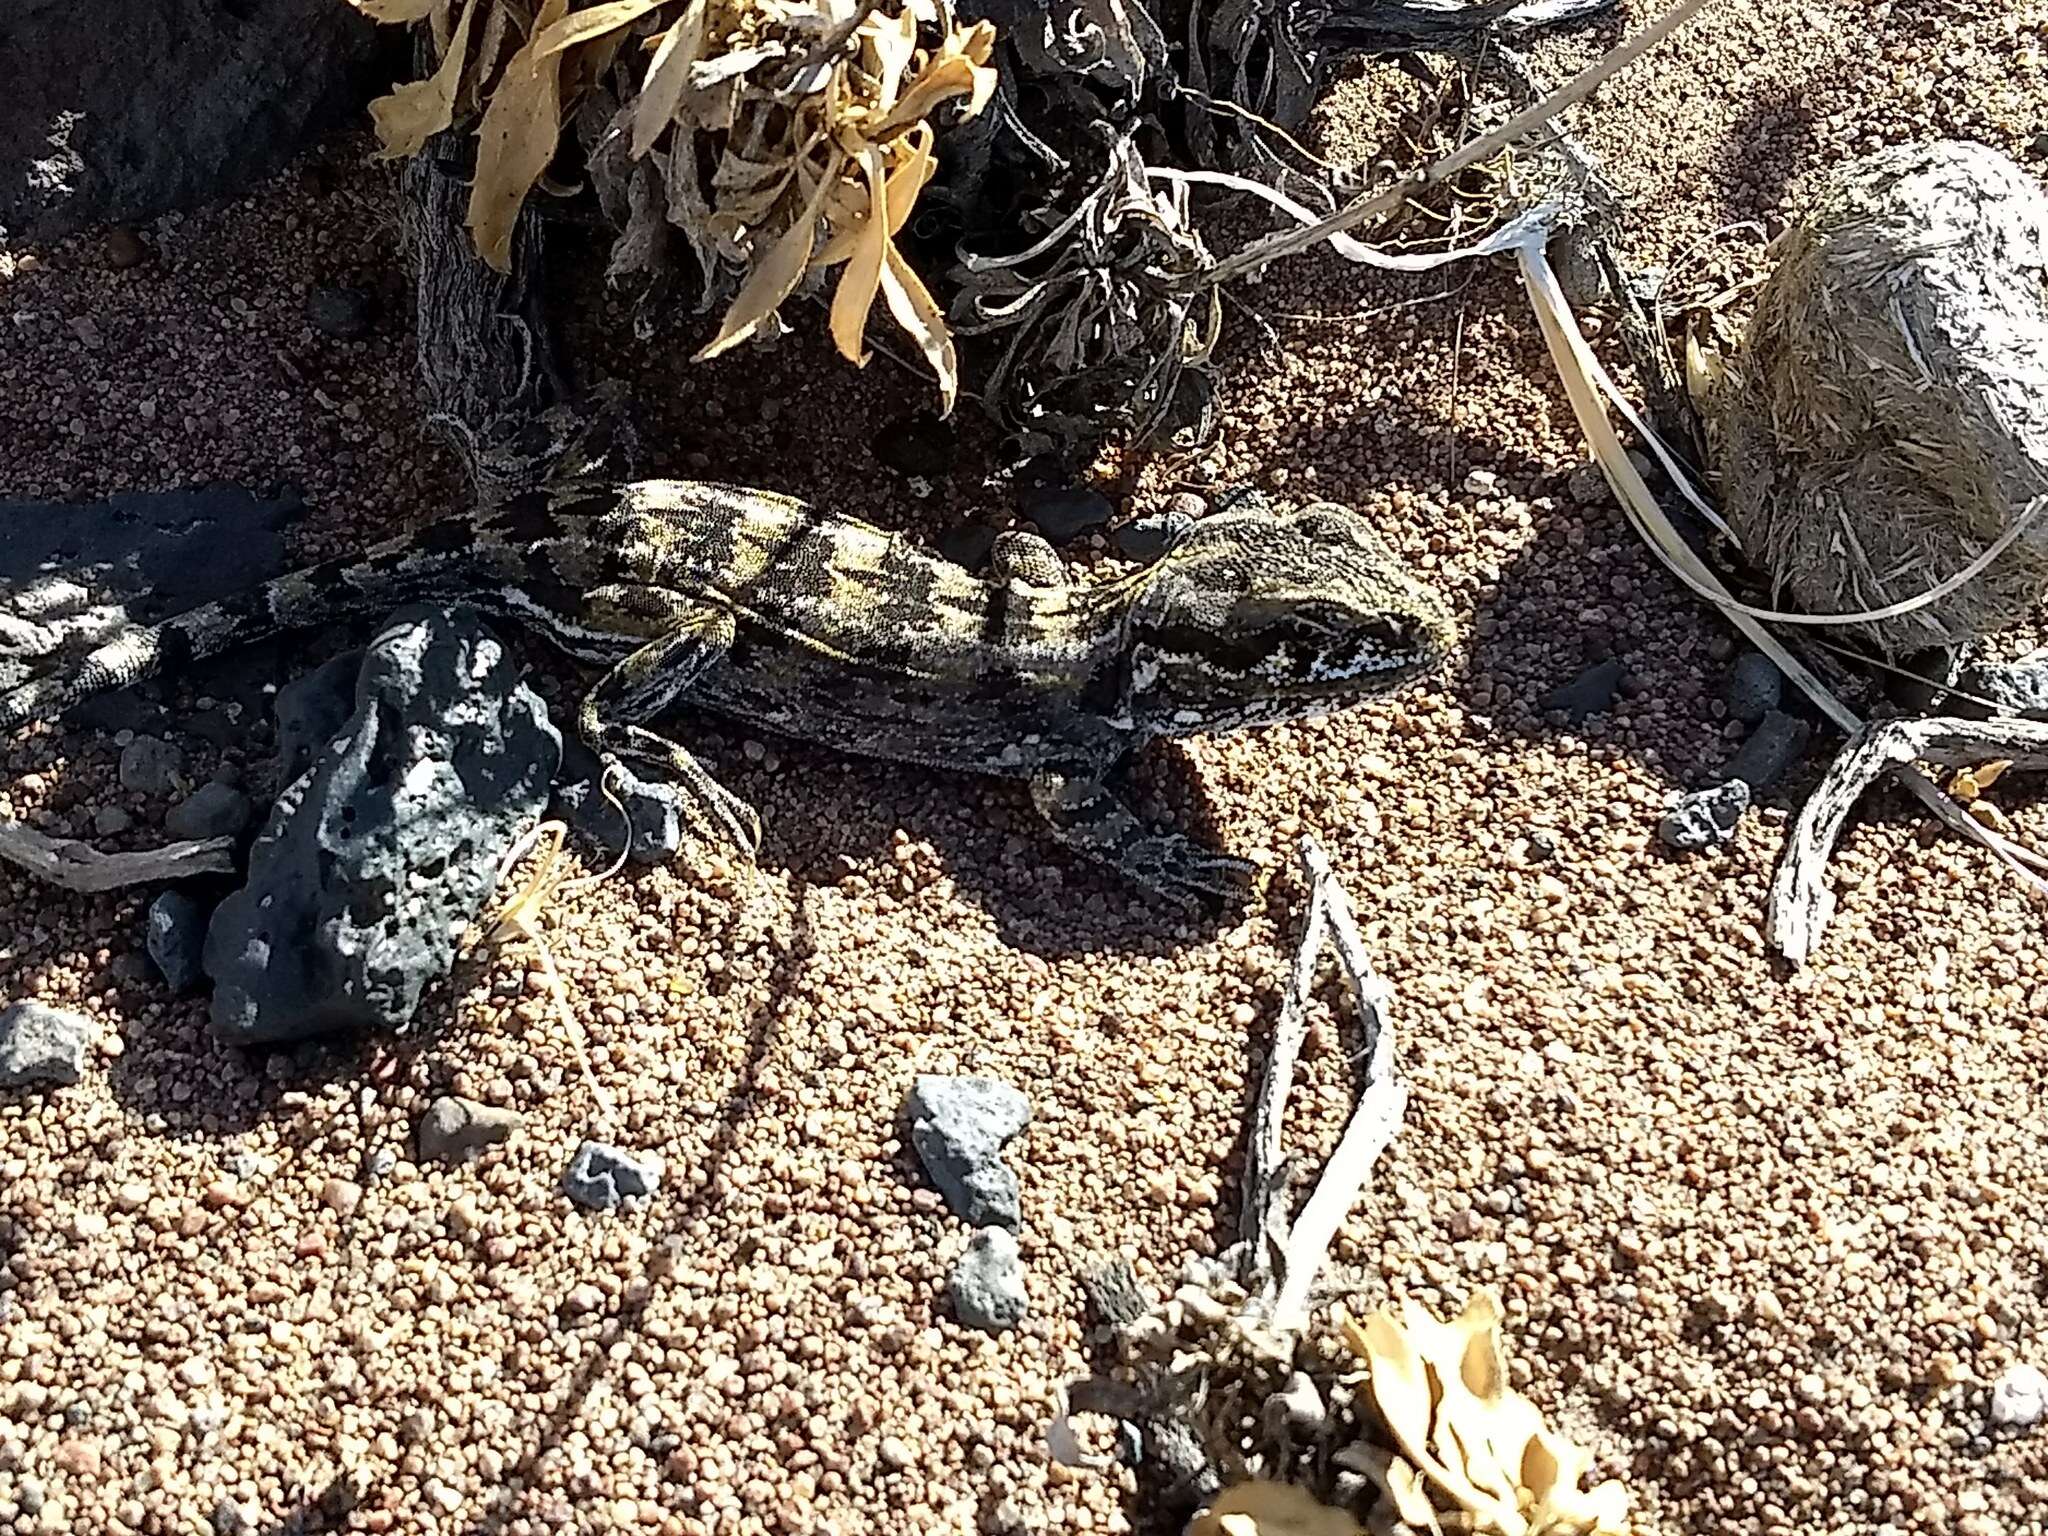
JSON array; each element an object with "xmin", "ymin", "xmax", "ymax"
[{"xmin": 1119, "ymin": 497, "xmax": 1455, "ymax": 735}]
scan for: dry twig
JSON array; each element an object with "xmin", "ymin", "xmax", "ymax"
[
  {"xmin": 0, "ymin": 823, "xmax": 235, "ymax": 892},
  {"xmin": 1769, "ymin": 717, "xmax": 2048, "ymax": 964}
]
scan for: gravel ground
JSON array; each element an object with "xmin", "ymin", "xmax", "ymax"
[{"xmin": 4, "ymin": 3, "xmax": 2048, "ymax": 1534}]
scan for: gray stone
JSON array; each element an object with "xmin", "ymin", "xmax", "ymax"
[
  {"xmin": 907, "ymin": 1075, "xmax": 1030, "ymax": 1229},
  {"xmin": 92, "ymin": 806, "xmax": 134, "ymax": 837},
  {"xmin": 1567, "ymin": 463, "xmax": 1608, "ymax": 505},
  {"xmin": 0, "ymin": 1, "xmax": 381, "ymax": 241},
  {"xmin": 563, "ymin": 1140, "xmax": 663, "ymax": 1210},
  {"xmin": 306, "ymin": 285, "xmax": 376, "ymax": 340},
  {"xmin": 1017, "ymin": 485, "xmax": 1113, "ymax": 545},
  {"xmin": 1658, "ymin": 779, "xmax": 1752, "ymax": 853},
  {"xmin": 1115, "ymin": 511, "xmax": 1195, "ymax": 564},
  {"xmin": 949, "ymin": 1227, "xmax": 1027, "ymax": 1332},
  {"xmin": 165, "ymin": 782, "xmax": 252, "ymax": 841},
  {"xmin": 417, "ymin": 1095, "xmax": 525, "ymax": 1164},
  {"xmin": 0, "ymin": 1001, "xmax": 92, "ymax": 1087},
  {"xmin": 938, "ymin": 522, "xmax": 999, "ymax": 573},
  {"xmin": 1723, "ymin": 650, "xmax": 1785, "ymax": 724},
  {"xmin": 204, "ymin": 605, "xmax": 562, "ymax": 1044},
  {"xmin": 1725, "ymin": 709, "xmax": 1813, "ymax": 793},
  {"xmin": 1990, "ymin": 1363, "xmax": 2048, "ymax": 1429},
  {"xmin": 1541, "ymin": 659, "xmax": 1623, "ymax": 723},
  {"xmin": 119, "ymin": 735, "xmax": 186, "ymax": 796},
  {"xmin": 0, "ymin": 486, "xmax": 307, "ymax": 740},
  {"xmin": 146, "ymin": 890, "xmax": 211, "ymax": 993}
]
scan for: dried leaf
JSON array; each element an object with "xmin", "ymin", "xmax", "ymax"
[
  {"xmin": 467, "ymin": 0, "xmax": 570, "ymax": 271},
  {"xmin": 1454, "ymin": 1290, "xmax": 1508, "ymax": 1404},
  {"xmin": 633, "ymin": 0, "xmax": 709, "ymax": 157},
  {"xmin": 1975, "ymin": 758, "xmax": 2014, "ymax": 790},
  {"xmin": 872, "ymin": 19, "xmax": 996, "ymax": 135},
  {"xmin": 694, "ymin": 157, "xmax": 840, "ymax": 359},
  {"xmin": 532, "ymin": 0, "xmax": 664, "ymax": 57},
  {"xmin": 828, "ymin": 148, "xmax": 890, "ymax": 365},
  {"xmin": 1967, "ymin": 800, "xmax": 2015, "ymax": 833},
  {"xmin": 862, "ymin": 7, "xmax": 921, "ymax": 114},
  {"xmin": 816, "ymin": 120, "xmax": 932, "ymax": 263},
  {"xmin": 349, "ymin": 0, "xmax": 440, "ymax": 21},
  {"xmin": 367, "ymin": 0, "xmax": 478, "ymax": 159},
  {"xmin": 1184, "ymin": 1480, "xmax": 1365, "ymax": 1536},
  {"xmin": 879, "ymin": 239, "xmax": 957, "ymax": 411}
]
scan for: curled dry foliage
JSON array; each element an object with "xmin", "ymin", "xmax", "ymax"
[
  {"xmin": 351, "ymin": 0, "xmax": 997, "ymax": 408},
  {"xmin": 950, "ymin": 130, "xmax": 1220, "ymax": 453}
]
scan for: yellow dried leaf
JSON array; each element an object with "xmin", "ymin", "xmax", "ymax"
[
  {"xmin": 1352, "ymin": 1313, "xmax": 1442, "ymax": 1474},
  {"xmin": 1184, "ymin": 1480, "xmax": 1365, "ymax": 1536},
  {"xmin": 459, "ymin": 0, "xmax": 512, "ymax": 116},
  {"xmin": 879, "ymin": 239, "xmax": 957, "ymax": 412},
  {"xmin": 467, "ymin": 0, "xmax": 569, "ymax": 270},
  {"xmin": 872, "ymin": 19, "xmax": 996, "ymax": 136},
  {"xmin": 1454, "ymin": 1290, "xmax": 1508, "ymax": 1404},
  {"xmin": 532, "ymin": 0, "xmax": 663, "ymax": 59},
  {"xmin": 812, "ymin": 124, "xmax": 934, "ymax": 267},
  {"xmin": 632, "ymin": 0, "xmax": 709, "ymax": 157},
  {"xmin": 367, "ymin": 0, "xmax": 478, "ymax": 159},
  {"xmin": 862, "ymin": 6, "xmax": 920, "ymax": 113},
  {"xmin": 829, "ymin": 148, "xmax": 890, "ymax": 366},
  {"xmin": 1974, "ymin": 759, "xmax": 2014, "ymax": 790},
  {"xmin": 695, "ymin": 158, "xmax": 840, "ymax": 359},
  {"xmin": 349, "ymin": 0, "xmax": 439, "ymax": 21},
  {"xmin": 1967, "ymin": 799, "xmax": 2015, "ymax": 833}
]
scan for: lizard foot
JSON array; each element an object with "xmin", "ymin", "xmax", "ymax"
[
  {"xmin": 598, "ymin": 751, "xmax": 762, "ymax": 863},
  {"xmin": 1117, "ymin": 838, "xmax": 1258, "ymax": 913}
]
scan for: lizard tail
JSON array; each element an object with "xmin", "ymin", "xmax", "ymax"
[{"xmin": 0, "ymin": 533, "xmax": 488, "ymax": 733}]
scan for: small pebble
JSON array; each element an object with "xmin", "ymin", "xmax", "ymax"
[
  {"xmin": 1541, "ymin": 659, "xmax": 1624, "ymax": 723},
  {"xmin": 305, "ymin": 285, "xmax": 375, "ymax": 340},
  {"xmin": 1658, "ymin": 780, "xmax": 1751, "ymax": 853},
  {"xmin": 118, "ymin": 736, "xmax": 187, "ymax": 797},
  {"xmin": 949, "ymin": 1227, "xmax": 1027, "ymax": 1333},
  {"xmin": 0, "ymin": 1002, "xmax": 93, "ymax": 1087},
  {"xmin": 164, "ymin": 783, "xmax": 253, "ymax": 841},
  {"xmin": 563, "ymin": 1140, "xmax": 663, "ymax": 1210},
  {"xmin": 145, "ymin": 890, "xmax": 212, "ymax": 993},
  {"xmin": 106, "ymin": 227, "xmax": 150, "ymax": 270},
  {"xmin": 1723, "ymin": 650, "xmax": 1786, "ymax": 724},
  {"xmin": 1990, "ymin": 1364, "xmax": 2048, "ymax": 1429},
  {"xmin": 92, "ymin": 806, "xmax": 134, "ymax": 838}
]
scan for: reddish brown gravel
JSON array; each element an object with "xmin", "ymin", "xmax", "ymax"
[{"xmin": 2, "ymin": 3, "xmax": 2046, "ymax": 1533}]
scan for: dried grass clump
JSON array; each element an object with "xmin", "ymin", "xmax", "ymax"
[
  {"xmin": 1703, "ymin": 138, "xmax": 2048, "ymax": 657},
  {"xmin": 351, "ymin": 0, "xmax": 996, "ymax": 407},
  {"xmin": 1077, "ymin": 1268, "xmax": 1630, "ymax": 1536}
]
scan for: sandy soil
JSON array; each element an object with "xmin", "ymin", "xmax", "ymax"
[{"xmin": 3, "ymin": 2, "xmax": 2048, "ymax": 1533}]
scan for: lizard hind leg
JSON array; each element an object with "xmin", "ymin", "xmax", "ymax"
[
  {"xmin": 575, "ymin": 600, "xmax": 763, "ymax": 861},
  {"xmin": 1029, "ymin": 764, "xmax": 1255, "ymax": 911}
]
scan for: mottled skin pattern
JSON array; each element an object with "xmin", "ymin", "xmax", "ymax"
[{"xmin": 0, "ymin": 480, "xmax": 1455, "ymax": 905}]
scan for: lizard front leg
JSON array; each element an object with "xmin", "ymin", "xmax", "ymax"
[
  {"xmin": 1029, "ymin": 763, "xmax": 1255, "ymax": 910},
  {"xmin": 575, "ymin": 597, "xmax": 762, "ymax": 859}
]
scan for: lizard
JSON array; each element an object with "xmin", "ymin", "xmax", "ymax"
[{"xmin": 0, "ymin": 479, "xmax": 1455, "ymax": 906}]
